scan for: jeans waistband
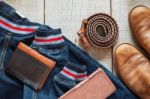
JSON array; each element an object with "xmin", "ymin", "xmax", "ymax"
[{"xmin": 0, "ymin": 1, "xmax": 40, "ymax": 37}]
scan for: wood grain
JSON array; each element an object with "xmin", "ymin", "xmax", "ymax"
[
  {"xmin": 5, "ymin": 0, "xmax": 44, "ymax": 24},
  {"xmin": 45, "ymin": 0, "xmax": 113, "ymax": 71},
  {"xmin": 4, "ymin": 0, "xmax": 150, "ymax": 73}
]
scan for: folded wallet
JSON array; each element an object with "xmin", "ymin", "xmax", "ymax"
[
  {"xmin": 59, "ymin": 68, "xmax": 116, "ymax": 99},
  {"xmin": 6, "ymin": 42, "xmax": 56, "ymax": 91}
]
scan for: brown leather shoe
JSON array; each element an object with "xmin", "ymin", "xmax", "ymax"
[
  {"xmin": 129, "ymin": 5, "xmax": 150, "ymax": 55},
  {"xmin": 114, "ymin": 43, "xmax": 150, "ymax": 98}
]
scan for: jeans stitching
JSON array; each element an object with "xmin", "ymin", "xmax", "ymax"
[
  {"xmin": 2, "ymin": 34, "xmax": 11, "ymax": 68},
  {"xmin": 0, "ymin": 34, "xmax": 8, "ymax": 70},
  {"xmin": 0, "ymin": 37, "xmax": 5, "ymax": 69},
  {"xmin": 0, "ymin": 33, "xmax": 11, "ymax": 70},
  {"xmin": 32, "ymin": 91, "xmax": 37, "ymax": 99}
]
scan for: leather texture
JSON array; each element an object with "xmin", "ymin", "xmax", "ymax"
[
  {"xmin": 59, "ymin": 68, "xmax": 116, "ymax": 99},
  {"xmin": 129, "ymin": 5, "xmax": 150, "ymax": 55},
  {"xmin": 6, "ymin": 42, "xmax": 56, "ymax": 91},
  {"xmin": 114, "ymin": 43, "xmax": 150, "ymax": 99},
  {"xmin": 77, "ymin": 13, "xmax": 118, "ymax": 49}
]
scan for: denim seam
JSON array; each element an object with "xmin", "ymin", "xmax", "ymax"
[
  {"xmin": 32, "ymin": 91, "xmax": 37, "ymax": 99},
  {"xmin": 0, "ymin": 35, "xmax": 5, "ymax": 69},
  {"xmin": 0, "ymin": 39, "xmax": 7, "ymax": 69},
  {"xmin": 0, "ymin": 33, "xmax": 11, "ymax": 70},
  {"xmin": 1, "ymin": 33, "xmax": 11, "ymax": 69}
]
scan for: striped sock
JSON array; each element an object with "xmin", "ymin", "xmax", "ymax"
[
  {"xmin": 32, "ymin": 25, "xmax": 66, "ymax": 49},
  {"xmin": 60, "ymin": 63, "xmax": 87, "ymax": 82},
  {"xmin": 0, "ymin": 16, "xmax": 39, "ymax": 34},
  {"xmin": 53, "ymin": 62, "xmax": 87, "ymax": 95},
  {"xmin": 58, "ymin": 62, "xmax": 87, "ymax": 82}
]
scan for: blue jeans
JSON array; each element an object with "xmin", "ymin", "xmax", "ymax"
[
  {"xmin": 24, "ymin": 26, "xmax": 139, "ymax": 99},
  {"xmin": 0, "ymin": 1, "xmax": 40, "ymax": 99},
  {"xmin": 0, "ymin": 1, "xmax": 139, "ymax": 99}
]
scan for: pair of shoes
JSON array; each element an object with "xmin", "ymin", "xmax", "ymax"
[{"xmin": 114, "ymin": 6, "xmax": 150, "ymax": 99}]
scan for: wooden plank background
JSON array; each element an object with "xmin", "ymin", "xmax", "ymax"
[{"xmin": 5, "ymin": 0, "xmax": 150, "ymax": 74}]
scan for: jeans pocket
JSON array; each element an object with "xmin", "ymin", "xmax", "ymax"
[{"xmin": 53, "ymin": 61, "xmax": 88, "ymax": 96}]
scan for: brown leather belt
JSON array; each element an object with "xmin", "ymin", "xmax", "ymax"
[{"xmin": 77, "ymin": 13, "xmax": 118, "ymax": 48}]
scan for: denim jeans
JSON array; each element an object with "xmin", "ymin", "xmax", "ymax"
[
  {"xmin": 23, "ymin": 25, "xmax": 139, "ymax": 99},
  {"xmin": 0, "ymin": 1, "xmax": 40, "ymax": 99},
  {"xmin": 0, "ymin": 1, "xmax": 139, "ymax": 99}
]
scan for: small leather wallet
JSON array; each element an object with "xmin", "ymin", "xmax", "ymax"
[
  {"xmin": 6, "ymin": 42, "xmax": 56, "ymax": 91},
  {"xmin": 59, "ymin": 68, "xmax": 116, "ymax": 99}
]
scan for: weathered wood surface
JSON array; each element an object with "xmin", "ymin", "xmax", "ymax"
[{"xmin": 5, "ymin": 0, "xmax": 150, "ymax": 73}]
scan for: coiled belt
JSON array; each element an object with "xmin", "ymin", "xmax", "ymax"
[{"xmin": 77, "ymin": 13, "xmax": 118, "ymax": 48}]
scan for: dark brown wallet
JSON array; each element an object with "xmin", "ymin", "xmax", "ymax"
[{"xmin": 6, "ymin": 42, "xmax": 56, "ymax": 91}]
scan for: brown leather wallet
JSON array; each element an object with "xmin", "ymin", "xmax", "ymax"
[
  {"xmin": 6, "ymin": 42, "xmax": 56, "ymax": 91},
  {"xmin": 59, "ymin": 68, "xmax": 116, "ymax": 99}
]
